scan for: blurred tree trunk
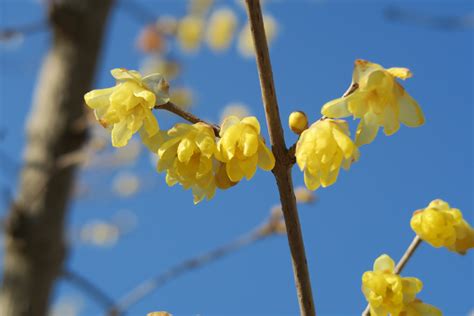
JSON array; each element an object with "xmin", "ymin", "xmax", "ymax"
[{"xmin": 0, "ymin": 1, "xmax": 113, "ymax": 315}]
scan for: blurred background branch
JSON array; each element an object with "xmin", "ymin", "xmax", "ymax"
[{"xmin": 0, "ymin": 1, "xmax": 114, "ymax": 315}]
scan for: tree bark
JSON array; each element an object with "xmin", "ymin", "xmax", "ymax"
[{"xmin": 0, "ymin": 1, "xmax": 113, "ymax": 315}]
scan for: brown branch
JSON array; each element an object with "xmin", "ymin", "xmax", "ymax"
[
  {"xmin": 0, "ymin": 1, "xmax": 114, "ymax": 315},
  {"xmin": 155, "ymin": 102, "xmax": 220, "ymax": 136},
  {"xmin": 361, "ymin": 236, "xmax": 423, "ymax": 316},
  {"xmin": 108, "ymin": 228, "xmax": 270, "ymax": 316},
  {"xmin": 244, "ymin": 1, "xmax": 316, "ymax": 315}
]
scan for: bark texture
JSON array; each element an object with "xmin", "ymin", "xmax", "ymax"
[{"xmin": 0, "ymin": 1, "xmax": 113, "ymax": 315}]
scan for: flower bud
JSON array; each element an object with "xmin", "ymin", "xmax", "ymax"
[{"xmin": 288, "ymin": 111, "xmax": 308, "ymax": 135}]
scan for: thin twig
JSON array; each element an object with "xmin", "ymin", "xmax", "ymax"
[
  {"xmin": 108, "ymin": 228, "xmax": 269, "ymax": 316},
  {"xmin": 361, "ymin": 235, "xmax": 423, "ymax": 316},
  {"xmin": 244, "ymin": 1, "xmax": 316, "ymax": 315},
  {"xmin": 62, "ymin": 270, "xmax": 115, "ymax": 310},
  {"xmin": 155, "ymin": 102, "xmax": 220, "ymax": 136}
]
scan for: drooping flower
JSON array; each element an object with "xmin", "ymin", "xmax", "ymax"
[
  {"xmin": 411, "ymin": 199, "xmax": 474, "ymax": 254},
  {"xmin": 362, "ymin": 254, "xmax": 424, "ymax": 316},
  {"xmin": 288, "ymin": 111, "xmax": 308, "ymax": 135},
  {"xmin": 177, "ymin": 15, "xmax": 205, "ymax": 52},
  {"xmin": 215, "ymin": 116, "xmax": 275, "ymax": 182},
  {"xmin": 321, "ymin": 59, "xmax": 424, "ymax": 146},
  {"xmin": 295, "ymin": 119, "xmax": 359, "ymax": 191},
  {"xmin": 156, "ymin": 122, "xmax": 217, "ymax": 204},
  {"xmin": 84, "ymin": 68, "xmax": 169, "ymax": 148},
  {"xmin": 238, "ymin": 15, "xmax": 277, "ymax": 58},
  {"xmin": 205, "ymin": 8, "xmax": 238, "ymax": 51}
]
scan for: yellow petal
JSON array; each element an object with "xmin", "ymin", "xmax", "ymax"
[
  {"xmin": 240, "ymin": 154, "xmax": 258, "ymax": 180},
  {"xmin": 133, "ymin": 89, "xmax": 156, "ymax": 108},
  {"xmin": 143, "ymin": 110, "xmax": 159, "ymax": 136},
  {"xmin": 373, "ymin": 254, "xmax": 394, "ymax": 273},
  {"xmin": 111, "ymin": 68, "xmax": 142, "ymax": 82},
  {"xmin": 321, "ymin": 98, "xmax": 351, "ymax": 118},
  {"xmin": 241, "ymin": 116, "xmax": 261, "ymax": 134},
  {"xmin": 220, "ymin": 115, "xmax": 241, "ymax": 136},
  {"xmin": 355, "ymin": 112, "xmax": 379, "ymax": 146},
  {"xmin": 397, "ymin": 90, "xmax": 425, "ymax": 127},
  {"xmin": 382, "ymin": 105, "xmax": 400, "ymax": 136},
  {"xmin": 84, "ymin": 87, "xmax": 114, "ymax": 109},
  {"xmin": 387, "ymin": 67, "xmax": 412, "ymax": 80},
  {"xmin": 304, "ymin": 170, "xmax": 320, "ymax": 191},
  {"xmin": 226, "ymin": 158, "xmax": 245, "ymax": 182},
  {"xmin": 331, "ymin": 124, "xmax": 354, "ymax": 159},
  {"xmin": 257, "ymin": 139, "xmax": 275, "ymax": 171},
  {"xmin": 140, "ymin": 128, "xmax": 164, "ymax": 153},
  {"xmin": 177, "ymin": 138, "xmax": 195, "ymax": 163},
  {"xmin": 111, "ymin": 120, "xmax": 133, "ymax": 147},
  {"xmin": 241, "ymin": 130, "xmax": 259, "ymax": 157}
]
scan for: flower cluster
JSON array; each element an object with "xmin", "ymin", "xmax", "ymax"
[
  {"xmin": 84, "ymin": 69, "xmax": 169, "ymax": 148},
  {"xmin": 322, "ymin": 59, "xmax": 424, "ymax": 146},
  {"xmin": 362, "ymin": 254, "xmax": 441, "ymax": 316},
  {"xmin": 411, "ymin": 199, "xmax": 474, "ymax": 254}
]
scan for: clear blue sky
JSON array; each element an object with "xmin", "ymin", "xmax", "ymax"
[{"xmin": 0, "ymin": 1, "xmax": 472, "ymax": 315}]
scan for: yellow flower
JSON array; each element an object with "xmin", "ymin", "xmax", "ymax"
[
  {"xmin": 362, "ymin": 254, "xmax": 423, "ymax": 316},
  {"xmin": 205, "ymin": 8, "xmax": 237, "ymax": 51},
  {"xmin": 84, "ymin": 68, "xmax": 169, "ymax": 148},
  {"xmin": 238, "ymin": 15, "xmax": 277, "ymax": 58},
  {"xmin": 289, "ymin": 111, "xmax": 308, "ymax": 135},
  {"xmin": 400, "ymin": 299, "xmax": 442, "ymax": 316},
  {"xmin": 411, "ymin": 199, "xmax": 474, "ymax": 254},
  {"xmin": 321, "ymin": 59, "xmax": 424, "ymax": 146},
  {"xmin": 157, "ymin": 123, "xmax": 217, "ymax": 204},
  {"xmin": 295, "ymin": 119, "xmax": 359, "ymax": 190},
  {"xmin": 216, "ymin": 116, "xmax": 275, "ymax": 182},
  {"xmin": 177, "ymin": 15, "xmax": 204, "ymax": 52}
]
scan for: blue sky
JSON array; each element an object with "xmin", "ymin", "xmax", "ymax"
[{"xmin": 0, "ymin": 1, "xmax": 473, "ymax": 315}]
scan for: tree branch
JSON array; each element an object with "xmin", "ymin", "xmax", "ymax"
[
  {"xmin": 244, "ymin": 1, "xmax": 316, "ymax": 315},
  {"xmin": 361, "ymin": 236, "xmax": 423, "ymax": 316},
  {"xmin": 155, "ymin": 102, "xmax": 220, "ymax": 136}
]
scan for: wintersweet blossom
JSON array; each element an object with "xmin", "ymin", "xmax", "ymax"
[
  {"xmin": 215, "ymin": 116, "xmax": 275, "ymax": 182},
  {"xmin": 295, "ymin": 119, "xmax": 359, "ymax": 191},
  {"xmin": 411, "ymin": 199, "xmax": 474, "ymax": 254},
  {"xmin": 84, "ymin": 68, "xmax": 169, "ymax": 147},
  {"xmin": 157, "ymin": 123, "xmax": 217, "ymax": 204},
  {"xmin": 205, "ymin": 8, "xmax": 237, "ymax": 51},
  {"xmin": 362, "ymin": 254, "xmax": 424, "ymax": 316},
  {"xmin": 321, "ymin": 59, "xmax": 424, "ymax": 146}
]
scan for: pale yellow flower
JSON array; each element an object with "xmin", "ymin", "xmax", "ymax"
[
  {"xmin": 188, "ymin": 0, "xmax": 214, "ymax": 16},
  {"xmin": 157, "ymin": 123, "xmax": 217, "ymax": 204},
  {"xmin": 322, "ymin": 59, "xmax": 424, "ymax": 146},
  {"xmin": 289, "ymin": 111, "xmax": 308, "ymax": 135},
  {"xmin": 177, "ymin": 15, "xmax": 205, "ymax": 52},
  {"xmin": 206, "ymin": 8, "xmax": 238, "ymax": 51},
  {"xmin": 362, "ymin": 254, "xmax": 423, "ymax": 316},
  {"xmin": 411, "ymin": 199, "xmax": 474, "ymax": 254},
  {"xmin": 400, "ymin": 299, "xmax": 442, "ymax": 316},
  {"xmin": 238, "ymin": 15, "xmax": 277, "ymax": 58},
  {"xmin": 295, "ymin": 119, "xmax": 359, "ymax": 191},
  {"xmin": 84, "ymin": 68, "xmax": 169, "ymax": 148},
  {"xmin": 216, "ymin": 116, "xmax": 275, "ymax": 182}
]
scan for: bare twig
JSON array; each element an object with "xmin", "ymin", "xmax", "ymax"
[
  {"xmin": 108, "ymin": 228, "xmax": 270, "ymax": 316},
  {"xmin": 155, "ymin": 102, "xmax": 220, "ymax": 136},
  {"xmin": 244, "ymin": 1, "xmax": 316, "ymax": 315},
  {"xmin": 62, "ymin": 270, "xmax": 115, "ymax": 310},
  {"xmin": 361, "ymin": 235, "xmax": 423, "ymax": 316}
]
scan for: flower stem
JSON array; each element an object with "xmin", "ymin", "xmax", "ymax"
[
  {"xmin": 244, "ymin": 1, "xmax": 316, "ymax": 315},
  {"xmin": 362, "ymin": 235, "xmax": 422, "ymax": 316},
  {"xmin": 155, "ymin": 102, "xmax": 220, "ymax": 136}
]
